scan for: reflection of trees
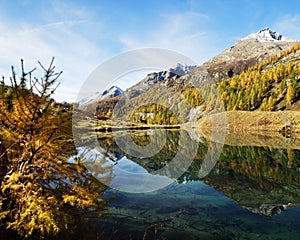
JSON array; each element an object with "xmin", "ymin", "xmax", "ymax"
[
  {"xmin": 202, "ymin": 145, "xmax": 300, "ymax": 214},
  {"xmin": 97, "ymin": 129, "xmax": 300, "ymax": 214},
  {"xmin": 0, "ymin": 60, "xmax": 112, "ymax": 238},
  {"xmin": 219, "ymin": 145, "xmax": 300, "ymax": 186},
  {"xmin": 98, "ymin": 129, "xmax": 300, "ymax": 188}
]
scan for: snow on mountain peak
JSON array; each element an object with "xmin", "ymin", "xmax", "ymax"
[
  {"xmin": 102, "ymin": 85, "xmax": 123, "ymax": 99},
  {"xmin": 78, "ymin": 85, "xmax": 123, "ymax": 108},
  {"xmin": 241, "ymin": 27, "xmax": 297, "ymax": 42}
]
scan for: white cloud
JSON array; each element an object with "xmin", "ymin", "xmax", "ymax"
[
  {"xmin": 0, "ymin": 18, "xmax": 104, "ymax": 102},
  {"xmin": 0, "ymin": 8, "xmax": 219, "ymax": 102},
  {"xmin": 273, "ymin": 15, "xmax": 300, "ymax": 40},
  {"xmin": 119, "ymin": 11, "xmax": 218, "ymax": 64},
  {"xmin": 0, "ymin": 0, "xmax": 118, "ymax": 102},
  {"xmin": 50, "ymin": 0, "xmax": 88, "ymax": 20},
  {"xmin": 0, "ymin": 4, "xmax": 225, "ymax": 103}
]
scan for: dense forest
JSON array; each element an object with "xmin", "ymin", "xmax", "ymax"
[
  {"xmin": 182, "ymin": 44, "xmax": 300, "ymax": 113},
  {"xmin": 217, "ymin": 44, "xmax": 300, "ymax": 111}
]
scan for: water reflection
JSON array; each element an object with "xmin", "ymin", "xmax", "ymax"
[{"xmin": 88, "ymin": 129, "xmax": 300, "ymax": 239}]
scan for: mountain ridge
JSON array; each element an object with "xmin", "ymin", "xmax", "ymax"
[
  {"xmin": 93, "ymin": 28, "xmax": 300, "ymax": 124},
  {"xmin": 200, "ymin": 28, "xmax": 300, "ymax": 81},
  {"xmin": 124, "ymin": 63, "xmax": 196, "ymax": 99}
]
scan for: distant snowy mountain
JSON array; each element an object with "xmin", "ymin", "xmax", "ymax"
[
  {"xmin": 78, "ymin": 85, "xmax": 123, "ymax": 108},
  {"xmin": 241, "ymin": 27, "xmax": 297, "ymax": 42},
  {"xmin": 101, "ymin": 85, "xmax": 123, "ymax": 99},
  {"xmin": 78, "ymin": 64, "xmax": 195, "ymax": 108},
  {"xmin": 87, "ymin": 28, "xmax": 300, "ymax": 124}
]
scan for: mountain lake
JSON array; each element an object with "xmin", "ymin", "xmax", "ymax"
[{"xmin": 65, "ymin": 128, "xmax": 300, "ymax": 240}]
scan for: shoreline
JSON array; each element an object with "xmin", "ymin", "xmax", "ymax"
[{"xmin": 198, "ymin": 110, "xmax": 300, "ymax": 132}]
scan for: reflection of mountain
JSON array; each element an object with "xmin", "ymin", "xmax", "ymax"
[
  {"xmin": 97, "ymin": 130, "xmax": 300, "ymax": 216},
  {"xmin": 105, "ymin": 150, "xmax": 124, "ymax": 162},
  {"xmin": 98, "ymin": 130, "xmax": 181, "ymax": 172}
]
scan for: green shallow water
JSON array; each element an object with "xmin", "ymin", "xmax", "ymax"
[{"xmin": 91, "ymin": 181, "xmax": 300, "ymax": 240}]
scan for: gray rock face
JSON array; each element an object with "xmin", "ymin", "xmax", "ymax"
[
  {"xmin": 245, "ymin": 203, "xmax": 295, "ymax": 217},
  {"xmin": 125, "ymin": 64, "xmax": 196, "ymax": 99},
  {"xmin": 169, "ymin": 63, "xmax": 197, "ymax": 75}
]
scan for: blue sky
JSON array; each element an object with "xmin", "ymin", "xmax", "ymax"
[{"xmin": 1, "ymin": 0, "xmax": 300, "ymax": 102}]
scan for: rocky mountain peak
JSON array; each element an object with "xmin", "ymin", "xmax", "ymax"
[
  {"xmin": 199, "ymin": 28, "xmax": 300, "ymax": 81},
  {"xmin": 124, "ymin": 63, "xmax": 196, "ymax": 99},
  {"xmin": 102, "ymin": 85, "xmax": 123, "ymax": 99},
  {"xmin": 78, "ymin": 85, "xmax": 123, "ymax": 109},
  {"xmin": 169, "ymin": 63, "xmax": 197, "ymax": 75},
  {"xmin": 241, "ymin": 27, "xmax": 297, "ymax": 42}
]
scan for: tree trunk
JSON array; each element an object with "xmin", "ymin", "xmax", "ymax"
[{"xmin": 0, "ymin": 140, "xmax": 8, "ymax": 187}]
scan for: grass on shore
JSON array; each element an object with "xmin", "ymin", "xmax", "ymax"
[
  {"xmin": 198, "ymin": 111, "xmax": 300, "ymax": 132},
  {"xmin": 197, "ymin": 111, "xmax": 300, "ymax": 149}
]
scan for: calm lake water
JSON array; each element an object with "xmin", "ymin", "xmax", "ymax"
[
  {"xmin": 3, "ymin": 129, "xmax": 298, "ymax": 239},
  {"xmin": 79, "ymin": 129, "xmax": 300, "ymax": 240}
]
